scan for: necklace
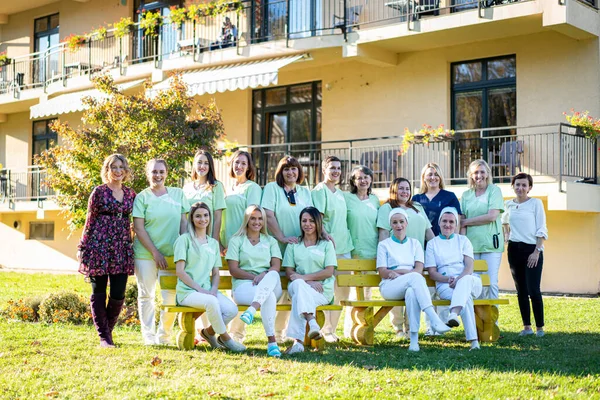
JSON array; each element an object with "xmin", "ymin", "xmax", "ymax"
[{"xmin": 248, "ymin": 235, "xmax": 260, "ymax": 244}]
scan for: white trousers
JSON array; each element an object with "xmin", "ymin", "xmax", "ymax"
[
  {"xmin": 389, "ymin": 288, "xmax": 448, "ymax": 332},
  {"xmin": 437, "ymin": 275, "xmax": 483, "ymax": 341},
  {"xmin": 232, "ymin": 270, "xmax": 283, "ymax": 337},
  {"xmin": 322, "ymin": 252, "xmax": 351, "ymax": 336},
  {"xmin": 379, "ymin": 272, "xmax": 433, "ymax": 334},
  {"xmin": 134, "ymin": 258, "xmax": 177, "ymax": 344},
  {"xmin": 286, "ymin": 279, "xmax": 330, "ymax": 341},
  {"xmin": 474, "ymin": 252, "xmax": 502, "ymax": 300},
  {"xmin": 179, "ymin": 291, "xmax": 238, "ymax": 335}
]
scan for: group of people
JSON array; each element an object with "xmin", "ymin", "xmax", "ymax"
[{"xmin": 77, "ymin": 150, "xmax": 548, "ymax": 355}]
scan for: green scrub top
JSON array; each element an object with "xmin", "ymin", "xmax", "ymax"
[
  {"xmin": 220, "ymin": 180, "xmax": 262, "ymax": 248},
  {"xmin": 226, "ymin": 233, "xmax": 282, "ymax": 290},
  {"xmin": 174, "ymin": 234, "xmax": 221, "ymax": 304},
  {"xmin": 282, "ymin": 240, "xmax": 337, "ymax": 303},
  {"xmin": 460, "ymin": 184, "xmax": 505, "ymax": 253},
  {"xmin": 260, "ymin": 182, "xmax": 313, "ymax": 252},
  {"xmin": 132, "ymin": 187, "xmax": 189, "ymax": 260},
  {"xmin": 343, "ymin": 192, "xmax": 380, "ymax": 259},
  {"xmin": 183, "ymin": 180, "xmax": 227, "ymax": 236},
  {"xmin": 311, "ymin": 183, "xmax": 354, "ymax": 255},
  {"xmin": 376, "ymin": 202, "xmax": 432, "ymax": 249}
]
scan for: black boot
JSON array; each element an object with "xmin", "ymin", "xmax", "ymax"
[
  {"xmin": 106, "ymin": 297, "xmax": 125, "ymax": 345},
  {"xmin": 90, "ymin": 293, "xmax": 114, "ymax": 348}
]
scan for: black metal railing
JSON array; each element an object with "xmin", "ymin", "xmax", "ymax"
[{"xmin": 0, "ymin": 166, "xmax": 55, "ymax": 205}]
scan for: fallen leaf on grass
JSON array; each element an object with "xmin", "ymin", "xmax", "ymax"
[
  {"xmin": 31, "ymin": 340, "xmax": 41, "ymax": 346},
  {"xmin": 150, "ymin": 356, "xmax": 162, "ymax": 366},
  {"xmin": 152, "ymin": 371, "xmax": 164, "ymax": 377},
  {"xmin": 45, "ymin": 391, "xmax": 59, "ymax": 397},
  {"xmin": 258, "ymin": 367, "xmax": 273, "ymax": 375},
  {"xmin": 304, "ymin": 386, "xmax": 310, "ymax": 391},
  {"xmin": 207, "ymin": 391, "xmax": 221, "ymax": 397},
  {"xmin": 374, "ymin": 385, "xmax": 383, "ymax": 392},
  {"xmin": 259, "ymin": 393, "xmax": 276, "ymax": 397},
  {"xmin": 363, "ymin": 365, "xmax": 377, "ymax": 371},
  {"xmin": 577, "ymin": 388, "xmax": 584, "ymax": 394},
  {"xmin": 386, "ymin": 379, "xmax": 398, "ymax": 384},
  {"xmin": 323, "ymin": 374, "xmax": 335, "ymax": 383},
  {"xmin": 23, "ymin": 359, "xmax": 28, "ymax": 364}
]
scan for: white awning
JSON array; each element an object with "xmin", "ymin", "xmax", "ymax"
[
  {"xmin": 30, "ymin": 79, "xmax": 145, "ymax": 119},
  {"xmin": 148, "ymin": 54, "xmax": 307, "ymax": 97}
]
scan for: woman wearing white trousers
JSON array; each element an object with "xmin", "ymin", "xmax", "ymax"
[
  {"xmin": 377, "ymin": 208, "xmax": 450, "ymax": 352},
  {"xmin": 227, "ymin": 205, "xmax": 283, "ymax": 357},
  {"xmin": 133, "ymin": 159, "xmax": 188, "ymax": 345},
  {"xmin": 283, "ymin": 207, "xmax": 337, "ymax": 354},
  {"xmin": 425, "ymin": 207, "xmax": 482, "ymax": 350},
  {"xmin": 174, "ymin": 202, "xmax": 245, "ymax": 352}
]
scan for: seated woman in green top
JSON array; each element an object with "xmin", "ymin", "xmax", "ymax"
[
  {"xmin": 227, "ymin": 205, "xmax": 283, "ymax": 357},
  {"xmin": 376, "ymin": 177, "xmax": 435, "ymax": 338},
  {"xmin": 174, "ymin": 202, "xmax": 245, "ymax": 352},
  {"xmin": 282, "ymin": 207, "xmax": 337, "ymax": 355}
]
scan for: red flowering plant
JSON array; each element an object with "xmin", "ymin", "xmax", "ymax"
[
  {"xmin": 63, "ymin": 34, "xmax": 87, "ymax": 53},
  {"xmin": 563, "ymin": 109, "xmax": 600, "ymax": 140},
  {"xmin": 400, "ymin": 124, "xmax": 455, "ymax": 154}
]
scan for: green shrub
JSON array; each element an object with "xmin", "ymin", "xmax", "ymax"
[{"xmin": 38, "ymin": 291, "xmax": 91, "ymax": 324}]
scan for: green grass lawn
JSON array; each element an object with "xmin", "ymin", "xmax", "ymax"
[{"xmin": 1, "ymin": 271, "xmax": 599, "ymax": 399}]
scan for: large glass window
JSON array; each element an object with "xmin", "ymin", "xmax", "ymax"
[
  {"xmin": 34, "ymin": 14, "xmax": 59, "ymax": 86},
  {"xmin": 252, "ymin": 81, "xmax": 322, "ymax": 185},
  {"xmin": 32, "ymin": 119, "xmax": 57, "ymax": 160},
  {"xmin": 451, "ymin": 55, "xmax": 516, "ymax": 180}
]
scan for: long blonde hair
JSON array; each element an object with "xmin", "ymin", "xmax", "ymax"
[
  {"xmin": 467, "ymin": 159, "xmax": 493, "ymax": 189},
  {"xmin": 232, "ymin": 204, "xmax": 269, "ymax": 237},
  {"xmin": 187, "ymin": 202, "xmax": 211, "ymax": 253},
  {"xmin": 419, "ymin": 162, "xmax": 446, "ymax": 194}
]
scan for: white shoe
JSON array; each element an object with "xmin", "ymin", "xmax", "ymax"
[
  {"xmin": 308, "ymin": 320, "xmax": 322, "ymax": 340},
  {"xmin": 430, "ymin": 319, "xmax": 451, "ymax": 334},
  {"xmin": 424, "ymin": 328, "xmax": 440, "ymax": 337},
  {"xmin": 395, "ymin": 331, "xmax": 409, "ymax": 340},
  {"xmin": 218, "ymin": 337, "xmax": 246, "ymax": 352},
  {"xmin": 200, "ymin": 329, "xmax": 222, "ymax": 349},
  {"xmin": 446, "ymin": 313, "xmax": 461, "ymax": 328},
  {"xmin": 284, "ymin": 341, "xmax": 305, "ymax": 355},
  {"xmin": 323, "ymin": 333, "xmax": 340, "ymax": 343},
  {"xmin": 408, "ymin": 342, "xmax": 420, "ymax": 352},
  {"xmin": 470, "ymin": 341, "xmax": 481, "ymax": 351}
]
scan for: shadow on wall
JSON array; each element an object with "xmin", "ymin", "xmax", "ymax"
[{"xmin": 0, "ymin": 221, "xmax": 78, "ymax": 272}]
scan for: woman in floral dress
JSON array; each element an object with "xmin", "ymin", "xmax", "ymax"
[{"xmin": 78, "ymin": 154, "xmax": 136, "ymax": 348}]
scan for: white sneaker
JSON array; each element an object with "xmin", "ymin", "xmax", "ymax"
[
  {"xmin": 446, "ymin": 313, "xmax": 461, "ymax": 328},
  {"xmin": 200, "ymin": 329, "xmax": 222, "ymax": 349},
  {"xmin": 218, "ymin": 337, "xmax": 246, "ymax": 352},
  {"xmin": 430, "ymin": 319, "xmax": 451, "ymax": 334},
  {"xmin": 408, "ymin": 342, "xmax": 420, "ymax": 352},
  {"xmin": 308, "ymin": 320, "xmax": 322, "ymax": 340},
  {"xmin": 284, "ymin": 341, "xmax": 305, "ymax": 355},
  {"xmin": 424, "ymin": 328, "xmax": 440, "ymax": 337},
  {"xmin": 323, "ymin": 333, "xmax": 340, "ymax": 343},
  {"xmin": 470, "ymin": 341, "xmax": 481, "ymax": 351}
]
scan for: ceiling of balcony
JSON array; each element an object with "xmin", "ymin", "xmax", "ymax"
[{"xmin": 0, "ymin": 0, "xmax": 61, "ymax": 16}]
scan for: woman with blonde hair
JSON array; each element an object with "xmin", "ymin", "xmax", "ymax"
[
  {"xmin": 174, "ymin": 202, "xmax": 245, "ymax": 352},
  {"xmin": 78, "ymin": 154, "xmax": 136, "ymax": 347},
  {"xmin": 460, "ymin": 159, "xmax": 505, "ymax": 300},
  {"xmin": 227, "ymin": 205, "xmax": 283, "ymax": 357}
]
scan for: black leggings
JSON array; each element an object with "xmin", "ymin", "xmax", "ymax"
[
  {"xmin": 507, "ymin": 241, "xmax": 544, "ymax": 328},
  {"xmin": 89, "ymin": 274, "xmax": 129, "ymax": 300}
]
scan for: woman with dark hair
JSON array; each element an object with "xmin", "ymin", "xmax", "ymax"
[
  {"xmin": 261, "ymin": 155, "xmax": 314, "ymax": 343},
  {"xmin": 174, "ymin": 202, "xmax": 245, "ymax": 352},
  {"xmin": 377, "ymin": 177, "xmax": 435, "ymax": 337},
  {"xmin": 282, "ymin": 207, "xmax": 337, "ymax": 354},
  {"xmin": 312, "ymin": 155, "xmax": 354, "ymax": 343},
  {"xmin": 502, "ymin": 173, "xmax": 547, "ymax": 337},
  {"xmin": 78, "ymin": 153, "xmax": 136, "ymax": 348},
  {"xmin": 227, "ymin": 205, "xmax": 283, "ymax": 357},
  {"xmin": 133, "ymin": 158, "xmax": 189, "ymax": 345},
  {"xmin": 183, "ymin": 149, "xmax": 226, "ymax": 252},
  {"xmin": 220, "ymin": 150, "xmax": 262, "ymax": 250}
]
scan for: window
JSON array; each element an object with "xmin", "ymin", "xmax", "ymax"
[
  {"xmin": 34, "ymin": 14, "xmax": 59, "ymax": 85},
  {"xmin": 252, "ymin": 82, "xmax": 322, "ymax": 185},
  {"xmin": 32, "ymin": 119, "xmax": 57, "ymax": 160},
  {"xmin": 451, "ymin": 55, "xmax": 516, "ymax": 180},
  {"xmin": 30, "ymin": 222, "xmax": 54, "ymax": 240}
]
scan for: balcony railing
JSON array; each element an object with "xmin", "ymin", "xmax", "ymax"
[
  {"xmin": 214, "ymin": 124, "xmax": 597, "ymax": 192},
  {"xmin": 0, "ymin": 166, "xmax": 55, "ymax": 205},
  {"xmin": 0, "ymin": 0, "xmax": 532, "ymax": 98}
]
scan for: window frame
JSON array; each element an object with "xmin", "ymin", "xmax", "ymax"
[
  {"xmin": 29, "ymin": 221, "xmax": 55, "ymax": 241},
  {"xmin": 32, "ymin": 119, "xmax": 58, "ymax": 162}
]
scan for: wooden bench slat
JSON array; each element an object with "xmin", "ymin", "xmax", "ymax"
[
  {"xmin": 337, "ymin": 273, "xmax": 491, "ymax": 287},
  {"xmin": 336, "ymin": 259, "xmax": 489, "ymax": 272},
  {"xmin": 163, "ymin": 304, "xmax": 342, "ymax": 313},
  {"xmin": 341, "ymin": 299, "xmax": 510, "ymax": 307}
]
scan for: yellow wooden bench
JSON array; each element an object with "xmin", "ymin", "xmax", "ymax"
[
  {"xmin": 337, "ymin": 259, "xmax": 509, "ymax": 346},
  {"xmin": 158, "ymin": 260, "xmax": 342, "ymax": 350}
]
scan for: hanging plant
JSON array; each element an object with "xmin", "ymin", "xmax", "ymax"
[
  {"xmin": 169, "ymin": 6, "xmax": 188, "ymax": 27},
  {"xmin": 63, "ymin": 34, "xmax": 87, "ymax": 53},
  {"xmin": 89, "ymin": 26, "xmax": 107, "ymax": 41},
  {"xmin": 564, "ymin": 109, "xmax": 600, "ymax": 140},
  {"xmin": 112, "ymin": 17, "xmax": 135, "ymax": 38},
  {"xmin": 0, "ymin": 52, "xmax": 11, "ymax": 67},
  {"xmin": 140, "ymin": 10, "xmax": 163, "ymax": 36},
  {"xmin": 400, "ymin": 124, "xmax": 455, "ymax": 154},
  {"xmin": 187, "ymin": 1, "xmax": 244, "ymax": 21}
]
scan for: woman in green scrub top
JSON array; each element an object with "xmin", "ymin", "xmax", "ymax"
[
  {"xmin": 227, "ymin": 205, "xmax": 283, "ymax": 357},
  {"xmin": 220, "ymin": 150, "xmax": 262, "ymax": 250},
  {"xmin": 342, "ymin": 165, "xmax": 379, "ymax": 338},
  {"xmin": 261, "ymin": 155, "xmax": 313, "ymax": 342},
  {"xmin": 133, "ymin": 159, "xmax": 189, "ymax": 345},
  {"xmin": 183, "ymin": 150, "xmax": 227, "ymax": 252},
  {"xmin": 377, "ymin": 177, "xmax": 435, "ymax": 338},
  {"xmin": 312, "ymin": 155, "xmax": 354, "ymax": 343},
  {"xmin": 174, "ymin": 202, "xmax": 245, "ymax": 352}
]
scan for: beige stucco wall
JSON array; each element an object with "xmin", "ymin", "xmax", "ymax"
[{"xmin": 0, "ymin": 112, "xmax": 31, "ymax": 169}]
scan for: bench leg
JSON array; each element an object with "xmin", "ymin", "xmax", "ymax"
[
  {"xmin": 475, "ymin": 305, "xmax": 500, "ymax": 342},
  {"xmin": 176, "ymin": 312, "xmax": 196, "ymax": 350},
  {"xmin": 350, "ymin": 307, "xmax": 374, "ymax": 346},
  {"xmin": 303, "ymin": 310, "xmax": 326, "ymax": 350}
]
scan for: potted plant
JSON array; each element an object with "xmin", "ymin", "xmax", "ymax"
[
  {"xmin": 400, "ymin": 124, "xmax": 455, "ymax": 154},
  {"xmin": 113, "ymin": 17, "xmax": 135, "ymax": 38},
  {"xmin": 169, "ymin": 6, "xmax": 188, "ymax": 28},
  {"xmin": 0, "ymin": 52, "xmax": 11, "ymax": 67},
  {"xmin": 63, "ymin": 34, "xmax": 87, "ymax": 53},
  {"xmin": 140, "ymin": 10, "xmax": 163, "ymax": 36},
  {"xmin": 564, "ymin": 109, "xmax": 600, "ymax": 140},
  {"xmin": 89, "ymin": 26, "xmax": 107, "ymax": 41}
]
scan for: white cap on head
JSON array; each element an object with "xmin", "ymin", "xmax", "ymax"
[
  {"xmin": 389, "ymin": 207, "xmax": 409, "ymax": 225},
  {"xmin": 438, "ymin": 207, "xmax": 459, "ymax": 225}
]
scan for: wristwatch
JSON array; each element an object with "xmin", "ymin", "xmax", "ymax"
[{"xmin": 536, "ymin": 247, "xmax": 544, "ymax": 252}]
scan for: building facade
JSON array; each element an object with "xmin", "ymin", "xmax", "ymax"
[{"xmin": 0, "ymin": 0, "xmax": 599, "ymax": 293}]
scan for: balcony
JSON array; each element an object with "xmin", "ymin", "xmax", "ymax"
[
  {"xmin": 0, "ymin": 166, "xmax": 55, "ymax": 209},
  {"xmin": 0, "ymin": 0, "xmax": 558, "ymax": 99}
]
